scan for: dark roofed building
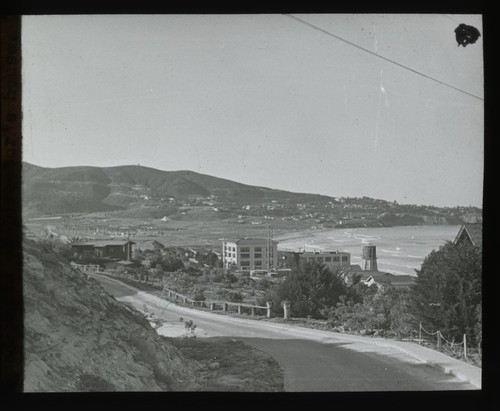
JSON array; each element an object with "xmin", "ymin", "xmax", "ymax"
[
  {"xmin": 70, "ymin": 239, "xmax": 135, "ymax": 261},
  {"xmin": 343, "ymin": 267, "xmax": 415, "ymax": 289},
  {"xmin": 453, "ymin": 224, "xmax": 482, "ymax": 249}
]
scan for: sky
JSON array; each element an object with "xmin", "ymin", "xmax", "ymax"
[{"xmin": 21, "ymin": 14, "xmax": 484, "ymax": 208}]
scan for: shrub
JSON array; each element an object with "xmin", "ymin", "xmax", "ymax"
[{"xmin": 192, "ymin": 287, "xmax": 206, "ymax": 302}]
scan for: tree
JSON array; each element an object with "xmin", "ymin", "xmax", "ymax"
[
  {"xmin": 409, "ymin": 241, "xmax": 482, "ymax": 345},
  {"xmin": 272, "ymin": 261, "xmax": 346, "ymax": 318}
]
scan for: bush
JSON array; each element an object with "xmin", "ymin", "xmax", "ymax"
[
  {"xmin": 324, "ymin": 286, "xmax": 414, "ymax": 338},
  {"xmin": 192, "ymin": 287, "xmax": 206, "ymax": 302},
  {"xmin": 217, "ymin": 289, "xmax": 244, "ymax": 303}
]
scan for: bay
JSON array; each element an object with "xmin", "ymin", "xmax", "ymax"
[{"xmin": 275, "ymin": 225, "xmax": 462, "ymax": 276}]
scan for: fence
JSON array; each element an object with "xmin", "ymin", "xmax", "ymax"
[
  {"xmin": 75, "ymin": 264, "xmax": 273, "ymax": 318},
  {"xmin": 70, "ymin": 263, "xmax": 101, "ymax": 272},
  {"xmin": 418, "ymin": 322, "xmax": 468, "ymax": 359},
  {"xmin": 161, "ymin": 288, "xmax": 272, "ymax": 317}
]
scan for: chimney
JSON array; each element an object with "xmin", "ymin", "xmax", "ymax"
[{"xmin": 362, "ymin": 244, "xmax": 378, "ymax": 271}]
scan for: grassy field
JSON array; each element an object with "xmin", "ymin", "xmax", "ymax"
[{"xmin": 25, "ymin": 210, "xmax": 314, "ymax": 249}]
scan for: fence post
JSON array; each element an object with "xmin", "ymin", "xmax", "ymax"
[
  {"xmin": 437, "ymin": 331, "xmax": 441, "ymax": 350},
  {"xmin": 223, "ymin": 302, "xmax": 228, "ymax": 312},
  {"xmin": 251, "ymin": 306, "xmax": 256, "ymax": 316},
  {"xmin": 419, "ymin": 322, "xmax": 422, "ymax": 345},
  {"xmin": 266, "ymin": 301, "xmax": 272, "ymax": 318},
  {"xmin": 463, "ymin": 334, "xmax": 467, "ymax": 359},
  {"xmin": 282, "ymin": 301, "xmax": 290, "ymax": 320},
  {"xmin": 237, "ymin": 305, "xmax": 242, "ymax": 315}
]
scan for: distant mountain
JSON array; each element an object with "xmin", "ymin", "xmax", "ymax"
[
  {"xmin": 22, "ymin": 162, "xmax": 482, "ymax": 227},
  {"xmin": 22, "ymin": 162, "xmax": 329, "ymax": 215}
]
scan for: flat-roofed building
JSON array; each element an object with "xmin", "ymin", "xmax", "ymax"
[
  {"xmin": 298, "ymin": 250, "xmax": 351, "ymax": 270},
  {"xmin": 279, "ymin": 250, "xmax": 351, "ymax": 271},
  {"xmin": 222, "ymin": 238, "xmax": 278, "ymax": 271}
]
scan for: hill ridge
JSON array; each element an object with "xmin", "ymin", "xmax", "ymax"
[{"xmin": 21, "ymin": 162, "xmax": 482, "ymax": 227}]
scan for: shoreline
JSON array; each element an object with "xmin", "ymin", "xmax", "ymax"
[{"xmin": 274, "ymin": 224, "xmax": 461, "ymax": 276}]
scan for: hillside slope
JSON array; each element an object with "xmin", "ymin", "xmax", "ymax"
[
  {"xmin": 23, "ymin": 238, "xmax": 202, "ymax": 392},
  {"xmin": 22, "ymin": 162, "xmax": 328, "ymax": 215},
  {"xmin": 22, "ymin": 162, "xmax": 482, "ymax": 226}
]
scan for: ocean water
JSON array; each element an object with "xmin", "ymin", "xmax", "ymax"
[{"xmin": 275, "ymin": 225, "xmax": 462, "ymax": 276}]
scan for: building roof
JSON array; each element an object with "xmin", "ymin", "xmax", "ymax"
[
  {"xmin": 224, "ymin": 238, "xmax": 279, "ymax": 245},
  {"xmin": 300, "ymin": 250, "xmax": 350, "ymax": 255},
  {"xmin": 344, "ymin": 269, "xmax": 415, "ymax": 288},
  {"xmin": 454, "ymin": 224, "xmax": 482, "ymax": 248},
  {"xmin": 70, "ymin": 239, "xmax": 135, "ymax": 247}
]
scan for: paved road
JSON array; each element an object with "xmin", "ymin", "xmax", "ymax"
[{"xmin": 93, "ymin": 274, "xmax": 477, "ymax": 391}]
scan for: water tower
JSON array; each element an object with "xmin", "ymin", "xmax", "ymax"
[{"xmin": 362, "ymin": 244, "xmax": 378, "ymax": 271}]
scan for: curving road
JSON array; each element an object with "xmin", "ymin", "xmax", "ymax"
[{"xmin": 92, "ymin": 274, "xmax": 477, "ymax": 391}]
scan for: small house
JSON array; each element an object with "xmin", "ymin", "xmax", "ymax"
[{"xmin": 70, "ymin": 239, "xmax": 135, "ymax": 261}]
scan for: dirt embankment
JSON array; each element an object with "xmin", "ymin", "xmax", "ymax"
[{"xmin": 23, "ymin": 239, "xmax": 203, "ymax": 392}]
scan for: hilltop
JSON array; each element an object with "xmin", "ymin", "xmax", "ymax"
[
  {"xmin": 22, "ymin": 162, "xmax": 328, "ymax": 214},
  {"xmin": 22, "ymin": 162, "xmax": 481, "ymax": 228}
]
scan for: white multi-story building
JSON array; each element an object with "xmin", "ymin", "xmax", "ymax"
[{"xmin": 222, "ymin": 238, "xmax": 279, "ymax": 271}]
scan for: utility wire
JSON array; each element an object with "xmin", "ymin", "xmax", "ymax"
[{"xmin": 284, "ymin": 14, "xmax": 484, "ymax": 102}]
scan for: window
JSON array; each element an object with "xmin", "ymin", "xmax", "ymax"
[
  {"xmin": 342, "ymin": 256, "xmax": 348, "ymax": 262},
  {"xmin": 241, "ymin": 253, "xmax": 250, "ymax": 259},
  {"xmin": 241, "ymin": 261, "xmax": 250, "ymax": 267},
  {"xmin": 254, "ymin": 247, "xmax": 262, "ymax": 252},
  {"xmin": 241, "ymin": 247, "xmax": 250, "ymax": 252},
  {"xmin": 325, "ymin": 256, "xmax": 332, "ymax": 262},
  {"xmin": 254, "ymin": 253, "xmax": 262, "ymax": 258},
  {"xmin": 255, "ymin": 260, "xmax": 262, "ymax": 266},
  {"xmin": 316, "ymin": 257, "xmax": 323, "ymax": 262},
  {"xmin": 333, "ymin": 256, "xmax": 340, "ymax": 262}
]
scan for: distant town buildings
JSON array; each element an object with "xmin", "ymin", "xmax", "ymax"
[
  {"xmin": 222, "ymin": 238, "xmax": 278, "ymax": 271},
  {"xmin": 277, "ymin": 243, "xmax": 415, "ymax": 289}
]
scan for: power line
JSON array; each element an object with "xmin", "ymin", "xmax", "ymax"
[{"xmin": 284, "ymin": 14, "xmax": 483, "ymax": 102}]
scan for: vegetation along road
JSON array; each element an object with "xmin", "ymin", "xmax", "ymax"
[{"xmin": 93, "ymin": 274, "xmax": 476, "ymax": 392}]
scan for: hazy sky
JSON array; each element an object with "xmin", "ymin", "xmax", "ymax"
[{"xmin": 22, "ymin": 14, "xmax": 484, "ymax": 207}]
